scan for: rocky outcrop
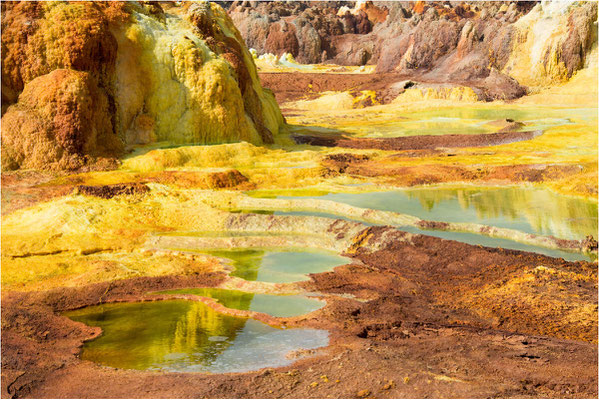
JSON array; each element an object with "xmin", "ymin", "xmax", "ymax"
[
  {"xmin": 502, "ymin": 1, "xmax": 598, "ymax": 87},
  {"xmin": 373, "ymin": 1, "xmax": 597, "ymax": 90},
  {"xmin": 265, "ymin": 20, "xmax": 300, "ymax": 58},
  {"xmin": 228, "ymin": 0, "xmax": 386, "ymax": 64},
  {"xmin": 1, "ymin": 1, "xmax": 285, "ymax": 171},
  {"xmin": 232, "ymin": 1, "xmax": 597, "ymax": 96}
]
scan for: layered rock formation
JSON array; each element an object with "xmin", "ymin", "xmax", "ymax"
[
  {"xmin": 1, "ymin": 1, "xmax": 284, "ymax": 170},
  {"xmin": 371, "ymin": 1, "xmax": 597, "ymax": 90},
  {"xmin": 231, "ymin": 1, "xmax": 597, "ymax": 96}
]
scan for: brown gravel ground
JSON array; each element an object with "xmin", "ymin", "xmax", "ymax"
[
  {"xmin": 258, "ymin": 72, "xmax": 514, "ymax": 104},
  {"xmin": 258, "ymin": 72, "xmax": 407, "ymax": 104}
]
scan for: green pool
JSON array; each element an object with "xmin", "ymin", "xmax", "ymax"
[{"xmin": 65, "ymin": 300, "xmax": 328, "ymax": 373}]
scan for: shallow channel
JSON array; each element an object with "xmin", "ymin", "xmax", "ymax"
[
  {"xmin": 155, "ymin": 287, "xmax": 326, "ymax": 318},
  {"xmin": 337, "ymin": 107, "xmax": 595, "ymax": 138},
  {"xmin": 250, "ymin": 185, "xmax": 598, "ymax": 261},
  {"xmin": 204, "ymin": 250, "xmax": 350, "ymax": 283}
]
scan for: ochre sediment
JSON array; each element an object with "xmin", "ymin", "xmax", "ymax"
[{"xmin": 292, "ymin": 130, "xmax": 543, "ymax": 151}]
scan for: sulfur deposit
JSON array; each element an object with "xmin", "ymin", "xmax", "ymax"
[{"xmin": 1, "ymin": 1, "xmax": 284, "ymax": 171}]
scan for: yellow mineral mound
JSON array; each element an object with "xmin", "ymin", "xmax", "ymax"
[
  {"xmin": 284, "ymin": 90, "xmax": 381, "ymax": 113},
  {"xmin": 310, "ymin": 92, "xmax": 356, "ymax": 111},
  {"xmin": 502, "ymin": 1, "xmax": 597, "ymax": 89},
  {"xmin": 1, "ymin": 1, "xmax": 285, "ymax": 171},
  {"xmin": 393, "ymin": 86, "xmax": 480, "ymax": 104},
  {"xmin": 114, "ymin": 2, "xmax": 283, "ymax": 146},
  {"xmin": 122, "ymin": 141, "xmax": 270, "ymax": 172}
]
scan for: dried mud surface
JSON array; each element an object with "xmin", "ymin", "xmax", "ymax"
[
  {"xmin": 2, "ymin": 227, "xmax": 597, "ymax": 399},
  {"xmin": 259, "ymin": 72, "xmax": 407, "ymax": 104}
]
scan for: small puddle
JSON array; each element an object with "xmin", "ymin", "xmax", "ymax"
[
  {"xmin": 65, "ymin": 300, "xmax": 328, "ymax": 373},
  {"xmin": 155, "ymin": 287, "xmax": 325, "ymax": 317},
  {"xmin": 205, "ymin": 250, "xmax": 350, "ymax": 283}
]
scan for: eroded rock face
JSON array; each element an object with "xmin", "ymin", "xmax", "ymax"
[
  {"xmin": 228, "ymin": 0, "xmax": 385, "ymax": 64},
  {"xmin": 232, "ymin": 1, "xmax": 597, "ymax": 93},
  {"xmin": 1, "ymin": 1, "xmax": 285, "ymax": 170},
  {"xmin": 354, "ymin": 0, "xmax": 596, "ymax": 89},
  {"xmin": 502, "ymin": 1, "xmax": 598, "ymax": 87},
  {"xmin": 375, "ymin": 1, "xmax": 597, "ymax": 87}
]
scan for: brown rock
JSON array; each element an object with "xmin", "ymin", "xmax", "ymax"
[
  {"xmin": 1, "ymin": 69, "xmax": 122, "ymax": 171},
  {"xmin": 205, "ymin": 170, "xmax": 250, "ymax": 189},
  {"xmin": 0, "ymin": 1, "xmax": 125, "ymax": 110},
  {"xmin": 74, "ymin": 183, "xmax": 150, "ymax": 199},
  {"xmin": 582, "ymin": 235, "xmax": 598, "ymax": 252}
]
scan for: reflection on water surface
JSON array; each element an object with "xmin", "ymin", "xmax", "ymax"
[
  {"xmin": 157, "ymin": 287, "xmax": 325, "ymax": 317},
  {"xmin": 65, "ymin": 300, "xmax": 328, "ymax": 372}
]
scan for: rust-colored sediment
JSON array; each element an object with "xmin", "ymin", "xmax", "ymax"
[{"xmin": 2, "ymin": 227, "xmax": 596, "ymax": 399}]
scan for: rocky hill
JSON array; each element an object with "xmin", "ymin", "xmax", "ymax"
[
  {"xmin": 1, "ymin": 1, "xmax": 284, "ymax": 170},
  {"xmin": 229, "ymin": 1, "xmax": 597, "ymax": 96}
]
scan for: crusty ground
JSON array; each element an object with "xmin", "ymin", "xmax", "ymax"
[
  {"xmin": 2, "ymin": 226, "xmax": 597, "ymax": 399},
  {"xmin": 2, "ymin": 66, "xmax": 596, "ymax": 400}
]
